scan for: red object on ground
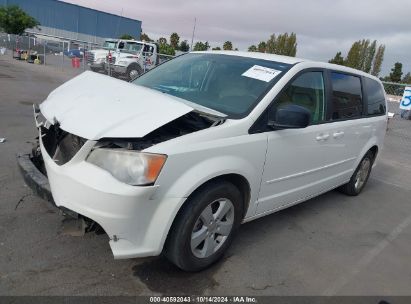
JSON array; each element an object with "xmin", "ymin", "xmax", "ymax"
[{"xmin": 71, "ymin": 57, "xmax": 80, "ymax": 68}]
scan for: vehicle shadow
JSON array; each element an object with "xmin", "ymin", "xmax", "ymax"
[
  {"xmin": 132, "ymin": 255, "xmax": 224, "ymax": 295},
  {"xmin": 131, "ymin": 188, "xmax": 348, "ymax": 294}
]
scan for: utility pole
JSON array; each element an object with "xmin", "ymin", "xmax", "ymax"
[{"xmin": 190, "ymin": 17, "xmax": 196, "ymax": 51}]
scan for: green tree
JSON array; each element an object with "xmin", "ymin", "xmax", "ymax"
[
  {"xmin": 179, "ymin": 40, "xmax": 190, "ymax": 52},
  {"xmin": 389, "ymin": 62, "xmax": 403, "ymax": 82},
  {"xmin": 284, "ymin": 32, "xmax": 297, "ymax": 56},
  {"xmin": 248, "ymin": 45, "xmax": 257, "ymax": 52},
  {"xmin": 371, "ymin": 45, "xmax": 385, "ymax": 77},
  {"xmin": 0, "ymin": 5, "xmax": 39, "ymax": 35},
  {"xmin": 170, "ymin": 32, "xmax": 180, "ymax": 49},
  {"xmin": 328, "ymin": 51, "xmax": 344, "ymax": 65},
  {"xmin": 223, "ymin": 41, "xmax": 233, "ymax": 50},
  {"xmin": 345, "ymin": 39, "xmax": 384, "ymax": 74},
  {"xmin": 344, "ymin": 41, "xmax": 361, "ymax": 69},
  {"xmin": 119, "ymin": 34, "xmax": 134, "ymax": 40},
  {"xmin": 363, "ymin": 40, "xmax": 376, "ymax": 73},
  {"xmin": 266, "ymin": 34, "xmax": 276, "ymax": 54},
  {"xmin": 159, "ymin": 43, "xmax": 175, "ymax": 56},
  {"xmin": 193, "ymin": 41, "xmax": 210, "ymax": 51},
  {"xmin": 158, "ymin": 37, "xmax": 167, "ymax": 45},
  {"xmin": 265, "ymin": 32, "xmax": 297, "ymax": 56},
  {"xmin": 140, "ymin": 32, "xmax": 152, "ymax": 42},
  {"xmin": 257, "ymin": 41, "xmax": 266, "ymax": 53},
  {"xmin": 357, "ymin": 39, "xmax": 370, "ymax": 71},
  {"xmin": 212, "ymin": 46, "xmax": 221, "ymax": 50},
  {"xmin": 402, "ymin": 72, "xmax": 411, "ymax": 84}
]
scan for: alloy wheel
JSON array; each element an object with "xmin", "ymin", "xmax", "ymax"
[{"xmin": 355, "ymin": 157, "xmax": 371, "ymax": 190}]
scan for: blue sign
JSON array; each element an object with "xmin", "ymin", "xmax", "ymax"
[{"xmin": 400, "ymin": 88, "xmax": 411, "ymax": 110}]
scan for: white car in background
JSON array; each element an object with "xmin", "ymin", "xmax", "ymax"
[{"xmin": 20, "ymin": 51, "xmax": 387, "ymax": 271}]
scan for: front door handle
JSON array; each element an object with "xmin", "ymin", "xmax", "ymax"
[
  {"xmin": 316, "ymin": 133, "xmax": 330, "ymax": 141},
  {"xmin": 333, "ymin": 131, "xmax": 345, "ymax": 139}
]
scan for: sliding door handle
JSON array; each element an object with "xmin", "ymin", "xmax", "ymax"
[
  {"xmin": 316, "ymin": 133, "xmax": 330, "ymax": 141},
  {"xmin": 333, "ymin": 131, "xmax": 345, "ymax": 139}
]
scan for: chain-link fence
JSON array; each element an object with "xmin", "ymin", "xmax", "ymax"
[
  {"xmin": 0, "ymin": 32, "xmax": 176, "ymax": 80},
  {"xmin": 0, "ymin": 32, "xmax": 103, "ymax": 72},
  {"xmin": 382, "ymin": 81, "xmax": 410, "ymax": 97}
]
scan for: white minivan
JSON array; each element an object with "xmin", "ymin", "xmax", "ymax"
[{"xmin": 22, "ymin": 51, "xmax": 387, "ymax": 271}]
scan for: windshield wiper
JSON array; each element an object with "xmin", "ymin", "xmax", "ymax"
[{"xmin": 151, "ymin": 85, "xmax": 176, "ymax": 93}]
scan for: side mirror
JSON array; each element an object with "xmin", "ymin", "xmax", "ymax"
[{"xmin": 268, "ymin": 104, "xmax": 311, "ymax": 130}]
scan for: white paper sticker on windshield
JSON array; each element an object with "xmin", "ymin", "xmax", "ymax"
[{"xmin": 241, "ymin": 65, "xmax": 282, "ymax": 82}]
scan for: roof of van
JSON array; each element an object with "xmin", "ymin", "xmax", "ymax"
[
  {"xmin": 194, "ymin": 51, "xmax": 380, "ymax": 81},
  {"xmin": 195, "ymin": 50, "xmax": 304, "ymax": 64}
]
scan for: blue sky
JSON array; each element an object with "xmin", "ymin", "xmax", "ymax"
[{"xmin": 62, "ymin": 0, "xmax": 411, "ymax": 77}]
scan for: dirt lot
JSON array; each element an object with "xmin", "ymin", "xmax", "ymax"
[{"xmin": 1, "ymin": 55, "xmax": 411, "ymax": 296}]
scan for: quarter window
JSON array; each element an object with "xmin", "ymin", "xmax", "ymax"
[
  {"xmin": 364, "ymin": 77, "xmax": 386, "ymax": 115},
  {"xmin": 274, "ymin": 71, "xmax": 325, "ymax": 124},
  {"xmin": 330, "ymin": 72, "xmax": 363, "ymax": 119}
]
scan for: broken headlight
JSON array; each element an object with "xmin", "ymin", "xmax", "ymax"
[{"xmin": 86, "ymin": 148, "xmax": 167, "ymax": 186}]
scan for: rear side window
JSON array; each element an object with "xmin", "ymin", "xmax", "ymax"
[
  {"xmin": 364, "ymin": 78, "xmax": 386, "ymax": 116},
  {"xmin": 330, "ymin": 72, "xmax": 363, "ymax": 120}
]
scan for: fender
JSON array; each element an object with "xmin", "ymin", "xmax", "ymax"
[
  {"xmin": 128, "ymin": 62, "xmax": 142, "ymax": 71},
  {"xmin": 163, "ymin": 154, "xmax": 262, "ymax": 215},
  {"xmin": 353, "ymin": 116, "xmax": 386, "ymax": 169},
  {"xmin": 353, "ymin": 136, "xmax": 379, "ymax": 170},
  {"xmin": 145, "ymin": 154, "xmax": 265, "ymax": 253}
]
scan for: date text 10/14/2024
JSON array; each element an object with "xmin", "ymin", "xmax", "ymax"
[{"xmin": 149, "ymin": 296, "xmax": 257, "ymax": 303}]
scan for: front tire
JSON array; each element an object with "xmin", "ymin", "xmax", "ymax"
[
  {"xmin": 165, "ymin": 180, "xmax": 243, "ymax": 272},
  {"xmin": 126, "ymin": 64, "xmax": 142, "ymax": 81},
  {"xmin": 90, "ymin": 66, "xmax": 100, "ymax": 73},
  {"xmin": 339, "ymin": 151, "xmax": 374, "ymax": 196}
]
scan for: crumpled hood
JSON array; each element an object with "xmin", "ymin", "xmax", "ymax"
[{"xmin": 40, "ymin": 71, "xmax": 193, "ymax": 140}]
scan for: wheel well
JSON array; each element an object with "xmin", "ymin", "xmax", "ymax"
[
  {"xmin": 369, "ymin": 146, "xmax": 378, "ymax": 162},
  {"xmin": 186, "ymin": 174, "xmax": 251, "ymax": 219},
  {"xmin": 128, "ymin": 62, "xmax": 142, "ymax": 71},
  {"xmin": 163, "ymin": 173, "xmax": 251, "ymax": 253}
]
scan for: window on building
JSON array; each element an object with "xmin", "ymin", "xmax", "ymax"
[{"xmin": 330, "ymin": 72, "xmax": 363, "ymax": 119}]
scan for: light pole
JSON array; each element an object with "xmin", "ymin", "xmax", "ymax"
[{"xmin": 190, "ymin": 17, "xmax": 196, "ymax": 51}]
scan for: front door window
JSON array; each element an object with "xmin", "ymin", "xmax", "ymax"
[{"xmin": 273, "ymin": 71, "xmax": 325, "ymax": 124}]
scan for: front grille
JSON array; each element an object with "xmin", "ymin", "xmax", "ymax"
[
  {"xmin": 41, "ymin": 125, "xmax": 87, "ymax": 165},
  {"xmin": 106, "ymin": 55, "xmax": 116, "ymax": 64},
  {"xmin": 86, "ymin": 52, "xmax": 95, "ymax": 64}
]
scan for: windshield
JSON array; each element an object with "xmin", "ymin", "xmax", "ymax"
[
  {"xmin": 132, "ymin": 53, "xmax": 291, "ymax": 118},
  {"xmin": 103, "ymin": 41, "xmax": 117, "ymax": 50},
  {"xmin": 119, "ymin": 42, "xmax": 143, "ymax": 54}
]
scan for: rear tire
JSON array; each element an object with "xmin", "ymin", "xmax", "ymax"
[
  {"xmin": 339, "ymin": 151, "xmax": 374, "ymax": 196},
  {"xmin": 164, "ymin": 180, "xmax": 243, "ymax": 272}
]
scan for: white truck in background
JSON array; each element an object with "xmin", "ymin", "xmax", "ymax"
[
  {"xmin": 86, "ymin": 39, "xmax": 119, "ymax": 73},
  {"xmin": 105, "ymin": 40, "xmax": 161, "ymax": 81}
]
